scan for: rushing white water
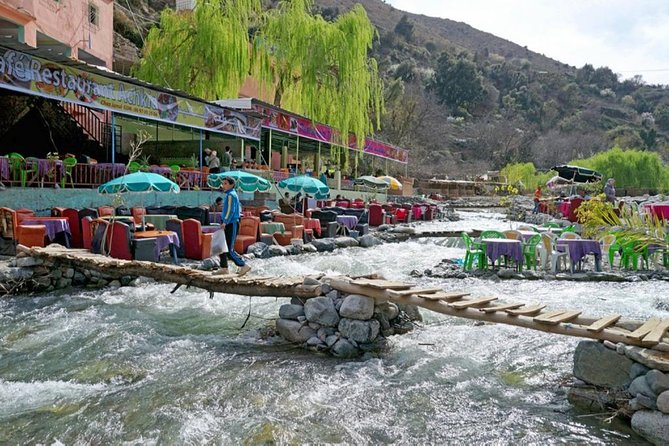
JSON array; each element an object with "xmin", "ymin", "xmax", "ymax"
[{"xmin": 0, "ymin": 210, "xmax": 664, "ymax": 444}]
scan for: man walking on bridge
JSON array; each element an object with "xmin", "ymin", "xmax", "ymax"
[{"xmin": 214, "ymin": 176, "xmax": 251, "ymax": 276}]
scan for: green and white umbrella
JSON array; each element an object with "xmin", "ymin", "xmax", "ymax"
[
  {"xmin": 277, "ymin": 175, "xmax": 330, "ymax": 199},
  {"xmin": 207, "ymin": 171, "xmax": 271, "ymax": 192},
  {"xmin": 98, "ymin": 172, "xmax": 180, "ymax": 194}
]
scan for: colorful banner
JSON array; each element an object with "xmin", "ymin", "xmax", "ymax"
[
  {"xmin": 0, "ymin": 47, "xmax": 259, "ymax": 140},
  {"xmin": 253, "ymin": 103, "xmax": 408, "ymax": 164}
]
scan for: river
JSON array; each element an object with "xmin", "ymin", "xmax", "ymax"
[{"xmin": 1, "ymin": 209, "xmax": 664, "ymax": 444}]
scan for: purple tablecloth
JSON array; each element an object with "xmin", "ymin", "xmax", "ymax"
[
  {"xmin": 518, "ymin": 230, "xmax": 538, "ymax": 241},
  {"xmin": 22, "ymin": 218, "xmax": 70, "ymax": 241},
  {"xmin": 482, "ymin": 238, "xmax": 523, "ymax": 264},
  {"xmin": 0, "ymin": 157, "xmax": 8, "ymax": 180},
  {"xmin": 336, "ymin": 215, "xmax": 358, "ymax": 230},
  {"xmin": 210, "ymin": 212, "xmax": 222, "ymax": 224},
  {"xmin": 557, "ymin": 239, "xmax": 601, "ymax": 265}
]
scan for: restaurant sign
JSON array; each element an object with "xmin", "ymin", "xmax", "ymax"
[
  {"xmin": 0, "ymin": 48, "xmax": 260, "ymax": 140},
  {"xmin": 254, "ymin": 104, "xmax": 408, "ymax": 164}
]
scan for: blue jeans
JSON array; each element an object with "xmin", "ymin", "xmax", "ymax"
[{"xmin": 533, "ymin": 201, "xmax": 540, "ymax": 213}]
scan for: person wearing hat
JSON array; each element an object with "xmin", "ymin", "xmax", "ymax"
[{"xmin": 204, "ymin": 148, "xmax": 221, "ymax": 174}]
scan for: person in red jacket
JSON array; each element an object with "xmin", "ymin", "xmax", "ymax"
[{"xmin": 533, "ymin": 185, "xmax": 542, "ymax": 214}]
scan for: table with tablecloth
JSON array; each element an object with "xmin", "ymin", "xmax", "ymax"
[
  {"xmin": 336, "ymin": 215, "xmax": 358, "ymax": 230},
  {"xmin": 556, "ymin": 239, "xmax": 601, "ymax": 271},
  {"xmin": 481, "ymin": 238, "xmax": 523, "ymax": 268},
  {"xmin": 0, "ymin": 157, "xmax": 8, "ymax": 181},
  {"xmin": 142, "ymin": 214, "xmax": 177, "ymax": 230},
  {"xmin": 261, "ymin": 222, "xmax": 285, "ymax": 235},
  {"xmin": 303, "ymin": 218, "xmax": 321, "ymax": 236},
  {"xmin": 201, "ymin": 225, "xmax": 221, "ymax": 234},
  {"xmin": 133, "ymin": 230, "xmax": 180, "ymax": 263},
  {"xmin": 210, "ymin": 212, "xmax": 222, "ymax": 224},
  {"xmin": 22, "ymin": 217, "xmax": 71, "ymax": 247}
]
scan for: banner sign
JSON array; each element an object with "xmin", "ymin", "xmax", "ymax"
[
  {"xmin": 253, "ymin": 103, "xmax": 408, "ymax": 164},
  {"xmin": 0, "ymin": 48, "xmax": 260, "ymax": 140}
]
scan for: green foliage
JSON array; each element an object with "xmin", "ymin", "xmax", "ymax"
[
  {"xmin": 135, "ymin": 0, "xmax": 382, "ymax": 147},
  {"xmin": 432, "ymin": 52, "xmax": 485, "ymax": 115},
  {"xmin": 655, "ymin": 103, "xmax": 669, "ymax": 131},
  {"xmin": 572, "ymin": 147, "xmax": 669, "ymax": 190},
  {"xmin": 499, "ymin": 162, "xmax": 553, "ymax": 191},
  {"xmin": 255, "ymin": 0, "xmax": 383, "ymax": 146},
  {"xmin": 394, "ymin": 15, "xmax": 414, "ymax": 42}
]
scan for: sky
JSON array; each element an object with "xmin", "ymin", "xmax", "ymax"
[{"xmin": 385, "ymin": 0, "xmax": 669, "ymax": 86}]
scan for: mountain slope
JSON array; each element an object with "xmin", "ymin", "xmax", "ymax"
[{"xmin": 113, "ymin": 0, "xmax": 669, "ymax": 177}]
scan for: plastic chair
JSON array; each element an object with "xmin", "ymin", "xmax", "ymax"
[
  {"xmin": 538, "ymin": 233, "xmax": 569, "ymax": 272},
  {"xmin": 542, "ymin": 222, "xmax": 560, "ymax": 228},
  {"xmin": 128, "ymin": 161, "xmax": 141, "ymax": 173},
  {"xmin": 22, "ymin": 157, "xmax": 40, "ymax": 187},
  {"xmin": 461, "ymin": 232, "xmax": 485, "ymax": 271},
  {"xmin": 503, "ymin": 230, "xmax": 522, "ymax": 240},
  {"xmin": 235, "ymin": 216, "xmax": 260, "ymax": 254},
  {"xmin": 61, "ymin": 157, "xmax": 77, "ymax": 188},
  {"xmin": 598, "ymin": 234, "xmax": 617, "ymax": 270},
  {"xmin": 7, "ymin": 153, "xmax": 24, "ymax": 186},
  {"xmin": 98, "ymin": 206, "xmax": 115, "ymax": 217},
  {"xmin": 480, "ymin": 230, "xmax": 505, "ymax": 239},
  {"xmin": 560, "ymin": 231, "xmax": 581, "ymax": 240},
  {"xmin": 16, "ymin": 224, "xmax": 46, "ymax": 247},
  {"xmin": 523, "ymin": 234, "xmax": 542, "ymax": 270}
]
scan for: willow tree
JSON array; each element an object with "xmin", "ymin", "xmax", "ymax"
[
  {"xmin": 134, "ymin": 0, "xmax": 383, "ymax": 146},
  {"xmin": 254, "ymin": 0, "xmax": 383, "ymax": 145},
  {"xmin": 132, "ymin": 0, "xmax": 261, "ymax": 99}
]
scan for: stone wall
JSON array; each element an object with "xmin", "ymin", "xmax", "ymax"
[{"xmin": 569, "ymin": 340, "xmax": 669, "ymax": 444}]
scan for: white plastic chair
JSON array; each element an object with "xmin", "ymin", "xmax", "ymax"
[
  {"xmin": 561, "ymin": 231, "xmax": 581, "ymax": 240},
  {"xmin": 538, "ymin": 233, "xmax": 570, "ymax": 272},
  {"xmin": 503, "ymin": 230, "xmax": 522, "ymax": 240},
  {"xmin": 598, "ymin": 234, "xmax": 617, "ymax": 270}
]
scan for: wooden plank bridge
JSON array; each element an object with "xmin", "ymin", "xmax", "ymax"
[{"xmin": 20, "ymin": 245, "xmax": 669, "ymax": 352}]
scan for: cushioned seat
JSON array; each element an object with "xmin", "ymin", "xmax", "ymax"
[
  {"xmin": 16, "ymin": 224, "xmax": 46, "ymax": 247},
  {"xmin": 235, "ymin": 216, "xmax": 260, "ymax": 254}
]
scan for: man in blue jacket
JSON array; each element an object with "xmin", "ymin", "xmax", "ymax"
[{"xmin": 214, "ymin": 176, "xmax": 251, "ymax": 276}]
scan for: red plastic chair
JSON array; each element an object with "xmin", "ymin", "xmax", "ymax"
[
  {"xmin": 368, "ymin": 204, "xmax": 385, "ymax": 226},
  {"xmin": 394, "ymin": 208, "xmax": 409, "ymax": 223},
  {"xmin": 81, "ymin": 216, "xmax": 94, "ymax": 250},
  {"xmin": 98, "ymin": 206, "xmax": 114, "ymax": 217},
  {"xmin": 107, "ymin": 221, "xmax": 133, "ymax": 260},
  {"xmin": 234, "ymin": 216, "xmax": 260, "ymax": 254},
  {"xmin": 182, "ymin": 218, "xmax": 213, "ymax": 260},
  {"xmin": 16, "ymin": 224, "xmax": 46, "ymax": 247},
  {"xmin": 62, "ymin": 208, "xmax": 83, "ymax": 248}
]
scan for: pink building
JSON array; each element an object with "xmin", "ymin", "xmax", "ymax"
[{"xmin": 0, "ymin": 0, "xmax": 113, "ymax": 69}]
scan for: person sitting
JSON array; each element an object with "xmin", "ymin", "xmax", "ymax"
[
  {"xmin": 211, "ymin": 196, "xmax": 223, "ymax": 212},
  {"xmin": 279, "ymin": 192, "xmax": 293, "ymax": 214}
]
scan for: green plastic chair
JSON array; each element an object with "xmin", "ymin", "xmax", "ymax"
[
  {"xmin": 7, "ymin": 152, "xmax": 24, "ymax": 185},
  {"xmin": 170, "ymin": 165, "xmax": 181, "ymax": 183},
  {"xmin": 523, "ymin": 234, "xmax": 542, "ymax": 270},
  {"xmin": 480, "ymin": 230, "xmax": 505, "ymax": 239},
  {"xmin": 127, "ymin": 161, "xmax": 141, "ymax": 173},
  {"xmin": 562, "ymin": 224, "xmax": 577, "ymax": 233},
  {"xmin": 620, "ymin": 240, "xmax": 649, "ymax": 271},
  {"xmin": 61, "ymin": 157, "xmax": 77, "ymax": 188},
  {"xmin": 542, "ymin": 222, "xmax": 560, "ymax": 228},
  {"xmin": 461, "ymin": 232, "xmax": 486, "ymax": 271},
  {"xmin": 23, "ymin": 157, "xmax": 40, "ymax": 187}
]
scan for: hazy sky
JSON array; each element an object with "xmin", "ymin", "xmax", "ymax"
[{"xmin": 386, "ymin": 0, "xmax": 669, "ymax": 86}]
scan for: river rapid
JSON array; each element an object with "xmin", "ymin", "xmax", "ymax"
[{"xmin": 1, "ymin": 210, "xmax": 665, "ymax": 444}]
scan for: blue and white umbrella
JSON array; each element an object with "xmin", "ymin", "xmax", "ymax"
[{"xmin": 277, "ymin": 175, "xmax": 330, "ymax": 199}]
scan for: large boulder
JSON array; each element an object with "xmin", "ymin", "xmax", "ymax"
[
  {"xmin": 278, "ymin": 304, "xmax": 305, "ymax": 320},
  {"xmin": 331, "ymin": 338, "xmax": 359, "ymax": 358},
  {"xmin": 632, "ymin": 410, "xmax": 669, "ymax": 445},
  {"xmin": 334, "ymin": 237, "xmax": 359, "ymax": 248},
  {"xmin": 304, "ymin": 296, "xmax": 339, "ymax": 327},
  {"xmin": 630, "ymin": 375, "xmax": 656, "ymax": 399},
  {"xmin": 247, "ymin": 242, "xmax": 270, "ymax": 258},
  {"xmin": 657, "ymin": 391, "xmax": 669, "ymax": 414},
  {"xmin": 276, "ymin": 319, "xmax": 316, "ymax": 343},
  {"xmin": 573, "ymin": 341, "xmax": 634, "ymax": 387},
  {"xmin": 358, "ymin": 234, "xmax": 382, "ymax": 248},
  {"xmin": 311, "ymin": 239, "xmax": 336, "ymax": 252},
  {"xmin": 646, "ymin": 369, "xmax": 669, "ymax": 395},
  {"xmin": 267, "ymin": 245, "xmax": 288, "ymax": 257},
  {"xmin": 338, "ymin": 318, "xmax": 380, "ymax": 343},
  {"xmin": 339, "ymin": 295, "xmax": 375, "ymax": 320}
]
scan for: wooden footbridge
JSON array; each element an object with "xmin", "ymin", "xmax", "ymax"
[{"xmin": 18, "ymin": 245, "xmax": 669, "ymax": 352}]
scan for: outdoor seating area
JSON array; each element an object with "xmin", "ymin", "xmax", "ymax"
[{"xmin": 461, "ymin": 218, "xmax": 669, "ymax": 274}]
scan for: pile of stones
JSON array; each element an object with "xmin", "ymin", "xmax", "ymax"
[
  {"xmin": 569, "ymin": 340, "xmax": 669, "ymax": 444},
  {"xmin": 275, "ymin": 278, "xmax": 417, "ymax": 358}
]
